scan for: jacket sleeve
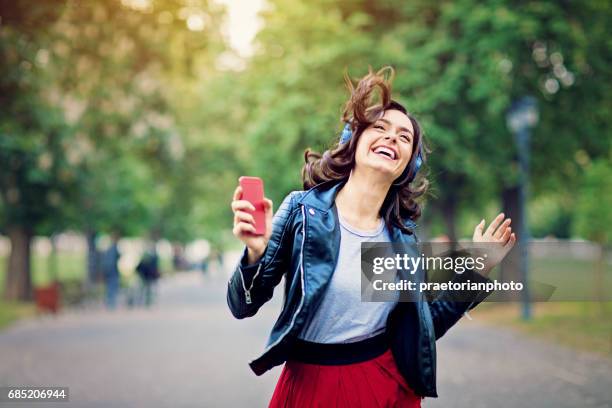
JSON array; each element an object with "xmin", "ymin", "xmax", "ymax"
[
  {"xmin": 428, "ymin": 267, "xmax": 493, "ymax": 340},
  {"xmin": 226, "ymin": 191, "xmax": 299, "ymax": 319}
]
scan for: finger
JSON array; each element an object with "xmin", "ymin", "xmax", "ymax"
[
  {"xmin": 473, "ymin": 219, "xmax": 485, "ymax": 240},
  {"xmin": 232, "ymin": 185, "xmax": 242, "ymax": 201},
  {"xmin": 485, "ymin": 213, "xmax": 505, "ymax": 237},
  {"xmin": 504, "ymin": 233, "xmax": 517, "ymax": 249},
  {"xmin": 500, "ymin": 226, "xmax": 512, "ymax": 243},
  {"xmin": 494, "ymin": 219, "xmax": 512, "ymax": 239},
  {"xmin": 474, "ymin": 219, "xmax": 485, "ymax": 234},
  {"xmin": 263, "ymin": 198, "xmax": 273, "ymax": 217},
  {"xmin": 231, "ymin": 200, "xmax": 256, "ymax": 212},
  {"xmin": 233, "ymin": 222, "xmax": 256, "ymax": 236},
  {"xmin": 263, "ymin": 198, "xmax": 273, "ymax": 212},
  {"xmin": 234, "ymin": 210, "xmax": 255, "ymax": 225},
  {"xmin": 476, "ymin": 219, "xmax": 485, "ymax": 232}
]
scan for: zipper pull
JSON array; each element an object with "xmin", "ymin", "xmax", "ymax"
[{"xmin": 245, "ymin": 289, "xmax": 252, "ymax": 304}]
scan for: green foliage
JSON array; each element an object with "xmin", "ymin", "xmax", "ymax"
[
  {"xmin": 228, "ymin": 0, "xmax": 611, "ymax": 240},
  {"xmin": 528, "ymin": 194, "xmax": 573, "ymax": 239},
  {"xmin": 573, "ymin": 159, "xmax": 612, "ymax": 244},
  {"xmin": 1, "ymin": 0, "xmax": 227, "ymax": 242},
  {"xmin": 1, "ymin": 0, "xmax": 610, "ymax": 247},
  {"xmin": 0, "ymin": 3, "xmax": 78, "ymax": 232},
  {"xmin": 0, "ymin": 0, "xmax": 228, "ymax": 298}
]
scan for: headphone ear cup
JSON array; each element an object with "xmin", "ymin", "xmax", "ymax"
[
  {"xmin": 339, "ymin": 122, "xmax": 352, "ymax": 144},
  {"xmin": 405, "ymin": 151, "xmax": 422, "ymax": 183},
  {"xmin": 414, "ymin": 151, "xmax": 423, "ymax": 174},
  {"xmin": 394, "ymin": 150, "xmax": 422, "ymax": 185}
]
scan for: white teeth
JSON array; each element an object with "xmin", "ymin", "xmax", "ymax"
[{"xmin": 374, "ymin": 146, "xmax": 396, "ymax": 160}]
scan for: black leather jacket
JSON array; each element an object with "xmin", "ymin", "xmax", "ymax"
[{"xmin": 227, "ymin": 179, "xmax": 491, "ymax": 397}]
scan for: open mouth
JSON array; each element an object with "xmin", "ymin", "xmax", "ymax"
[{"xmin": 372, "ymin": 145, "xmax": 398, "ymax": 161}]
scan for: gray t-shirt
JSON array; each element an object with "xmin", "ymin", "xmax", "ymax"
[{"xmin": 297, "ymin": 213, "xmax": 398, "ymax": 343}]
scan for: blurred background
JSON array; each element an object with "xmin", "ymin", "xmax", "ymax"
[{"xmin": 0, "ymin": 0, "xmax": 610, "ymax": 406}]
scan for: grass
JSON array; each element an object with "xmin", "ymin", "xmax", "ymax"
[
  {"xmin": 483, "ymin": 257, "xmax": 612, "ymax": 302},
  {"xmin": 0, "ymin": 301, "xmax": 37, "ymax": 330},
  {"xmin": 0, "ymin": 252, "xmax": 173, "ymax": 330},
  {"xmin": 0, "ymin": 253, "xmax": 87, "ymax": 330},
  {"xmin": 472, "ymin": 302, "xmax": 612, "ymax": 356},
  {"xmin": 473, "ymin": 256, "xmax": 612, "ymax": 356},
  {"xmin": 528, "ymin": 258, "xmax": 612, "ymax": 301},
  {"xmin": 0, "ymin": 253, "xmax": 86, "ymax": 289}
]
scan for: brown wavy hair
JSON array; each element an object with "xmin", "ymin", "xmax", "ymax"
[{"xmin": 301, "ymin": 66, "xmax": 429, "ymax": 233}]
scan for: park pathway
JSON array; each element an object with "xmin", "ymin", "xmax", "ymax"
[{"xmin": 0, "ymin": 258, "xmax": 610, "ymax": 407}]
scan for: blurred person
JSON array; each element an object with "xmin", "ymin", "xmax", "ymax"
[
  {"xmin": 228, "ymin": 67, "xmax": 516, "ymax": 407},
  {"xmin": 136, "ymin": 242, "xmax": 160, "ymax": 307},
  {"xmin": 172, "ymin": 243, "xmax": 189, "ymax": 271},
  {"xmin": 101, "ymin": 231, "xmax": 121, "ymax": 310},
  {"xmin": 201, "ymin": 258, "xmax": 209, "ymax": 275},
  {"xmin": 215, "ymin": 249, "xmax": 224, "ymax": 269}
]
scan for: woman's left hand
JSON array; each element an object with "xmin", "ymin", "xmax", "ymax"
[{"xmin": 472, "ymin": 213, "xmax": 517, "ymax": 276}]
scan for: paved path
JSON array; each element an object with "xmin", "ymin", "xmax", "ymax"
[
  {"xmin": 430, "ymin": 320, "xmax": 612, "ymax": 408},
  {"xmin": 0, "ymin": 266, "xmax": 610, "ymax": 407}
]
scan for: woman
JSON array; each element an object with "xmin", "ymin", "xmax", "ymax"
[{"xmin": 228, "ymin": 66, "xmax": 515, "ymax": 407}]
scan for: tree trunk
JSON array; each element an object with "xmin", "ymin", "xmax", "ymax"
[
  {"xmin": 85, "ymin": 230, "xmax": 99, "ymax": 290},
  {"xmin": 4, "ymin": 225, "xmax": 33, "ymax": 301}
]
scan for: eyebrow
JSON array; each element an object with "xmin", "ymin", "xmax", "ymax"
[{"xmin": 377, "ymin": 118, "xmax": 413, "ymax": 136}]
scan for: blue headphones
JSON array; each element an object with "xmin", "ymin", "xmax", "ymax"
[{"xmin": 339, "ymin": 122, "xmax": 423, "ymax": 183}]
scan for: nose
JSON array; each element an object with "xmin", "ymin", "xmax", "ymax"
[{"xmin": 383, "ymin": 132, "xmax": 398, "ymax": 143}]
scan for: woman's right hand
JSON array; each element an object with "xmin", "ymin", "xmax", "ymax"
[{"xmin": 231, "ymin": 185, "xmax": 274, "ymax": 265}]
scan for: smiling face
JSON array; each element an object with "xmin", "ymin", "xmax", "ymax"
[{"xmin": 353, "ymin": 109, "xmax": 416, "ymax": 183}]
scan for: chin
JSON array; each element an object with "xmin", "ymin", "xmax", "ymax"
[{"xmin": 363, "ymin": 161, "xmax": 397, "ymax": 177}]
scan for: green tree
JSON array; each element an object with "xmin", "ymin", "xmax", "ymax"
[
  {"xmin": 573, "ymin": 158, "xmax": 611, "ymax": 303},
  {"xmin": 236, "ymin": 0, "xmax": 611, "ymax": 242},
  {"xmin": 573, "ymin": 159, "xmax": 611, "ymax": 244},
  {"xmin": 1, "ymin": 0, "xmax": 226, "ymax": 298},
  {"xmin": 0, "ymin": 1, "xmax": 75, "ymax": 300}
]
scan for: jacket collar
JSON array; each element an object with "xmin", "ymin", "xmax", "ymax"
[
  {"xmin": 297, "ymin": 178, "xmax": 417, "ymax": 233},
  {"xmin": 297, "ymin": 178, "xmax": 348, "ymax": 212}
]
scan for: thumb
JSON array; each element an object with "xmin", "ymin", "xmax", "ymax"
[
  {"xmin": 263, "ymin": 198, "xmax": 273, "ymax": 215},
  {"xmin": 264, "ymin": 199, "xmax": 273, "ymax": 237}
]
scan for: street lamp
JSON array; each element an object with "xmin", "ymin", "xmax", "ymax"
[{"xmin": 506, "ymin": 96, "xmax": 538, "ymax": 321}]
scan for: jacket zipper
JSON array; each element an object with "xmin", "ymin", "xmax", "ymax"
[
  {"xmin": 240, "ymin": 262, "xmax": 262, "ymax": 304},
  {"xmin": 262, "ymin": 204, "xmax": 307, "ymax": 352}
]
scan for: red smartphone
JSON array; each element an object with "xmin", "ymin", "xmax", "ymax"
[{"xmin": 239, "ymin": 176, "xmax": 266, "ymax": 235}]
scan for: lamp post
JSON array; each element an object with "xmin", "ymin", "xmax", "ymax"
[{"xmin": 506, "ymin": 96, "xmax": 538, "ymax": 320}]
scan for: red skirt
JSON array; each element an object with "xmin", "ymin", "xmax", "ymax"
[{"xmin": 269, "ymin": 348, "xmax": 423, "ymax": 407}]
